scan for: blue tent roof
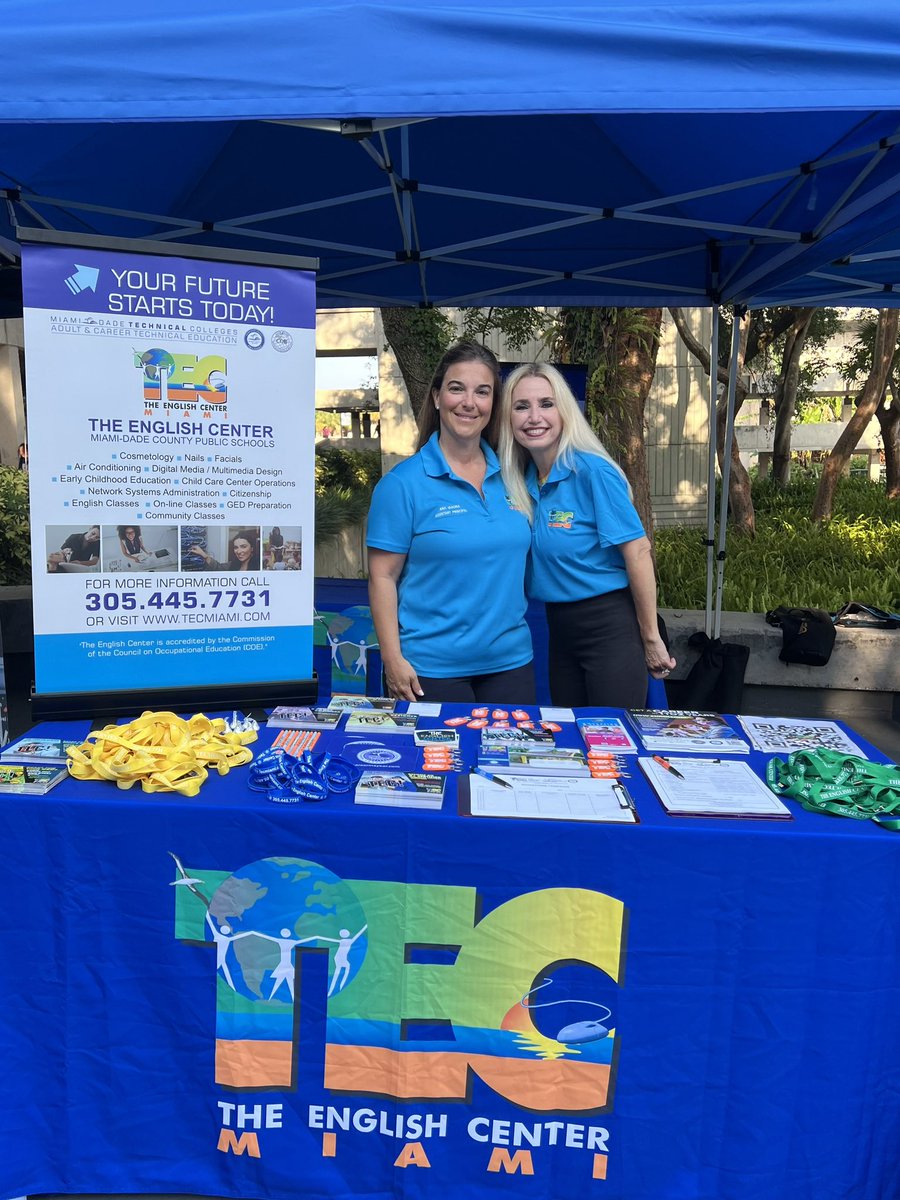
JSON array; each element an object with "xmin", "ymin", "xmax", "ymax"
[{"xmin": 2, "ymin": 2, "xmax": 900, "ymax": 309}]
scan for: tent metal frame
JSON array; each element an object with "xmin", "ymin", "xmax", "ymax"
[{"xmin": 5, "ymin": 119, "xmax": 900, "ymax": 309}]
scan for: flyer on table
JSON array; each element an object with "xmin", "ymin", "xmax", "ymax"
[{"xmin": 22, "ymin": 242, "xmax": 316, "ymax": 695}]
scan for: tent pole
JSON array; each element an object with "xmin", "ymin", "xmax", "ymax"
[
  {"xmin": 713, "ymin": 309, "xmax": 743, "ymax": 640},
  {"xmin": 704, "ymin": 305, "xmax": 719, "ymax": 638}
]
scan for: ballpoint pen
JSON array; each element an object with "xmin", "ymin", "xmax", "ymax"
[
  {"xmin": 652, "ymin": 755, "xmax": 685, "ymax": 780},
  {"xmin": 473, "ymin": 767, "xmax": 514, "ymax": 788}
]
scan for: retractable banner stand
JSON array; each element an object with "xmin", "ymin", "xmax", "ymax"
[{"xmin": 21, "ymin": 235, "xmax": 317, "ymax": 708}]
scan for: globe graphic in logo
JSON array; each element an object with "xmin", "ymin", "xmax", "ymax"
[
  {"xmin": 208, "ymin": 857, "xmax": 367, "ymax": 1004},
  {"xmin": 138, "ymin": 347, "xmax": 177, "ymax": 381},
  {"xmin": 327, "ymin": 605, "xmax": 376, "ymax": 675}
]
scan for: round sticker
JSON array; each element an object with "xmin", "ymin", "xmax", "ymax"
[{"xmin": 355, "ymin": 746, "xmax": 403, "ymax": 765}]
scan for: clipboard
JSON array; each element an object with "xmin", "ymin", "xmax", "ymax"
[
  {"xmin": 457, "ymin": 772, "xmax": 639, "ymax": 823},
  {"xmin": 638, "ymin": 757, "xmax": 792, "ymax": 819}
]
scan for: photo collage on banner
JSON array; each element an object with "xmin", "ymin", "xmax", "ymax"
[{"xmin": 22, "ymin": 240, "xmax": 316, "ymax": 695}]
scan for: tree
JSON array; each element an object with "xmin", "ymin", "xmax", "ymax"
[
  {"xmin": 878, "ymin": 382, "xmax": 900, "ymax": 499},
  {"xmin": 458, "ymin": 307, "xmax": 549, "ymax": 357},
  {"xmin": 840, "ymin": 309, "xmax": 900, "ymax": 500},
  {"xmin": 770, "ymin": 308, "xmax": 814, "ymax": 486},
  {"xmin": 547, "ymin": 308, "xmax": 663, "ymax": 537},
  {"xmin": 750, "ymin": 307, "xmax": 842, "ymax": 486},
  {"xmin": 813, "ymin": 307, "xmax": 900, "ymax": 519},
  {"xmin": 380, "ymin": 306, "xmax": 550, "ymax": 420},
  {"xmin": 669, "ymin": 306, "xmax": 800, "ymax": 535},
  {"xmin": 381, "ymin": 308, "xmax": 454, "ymax": 419}
]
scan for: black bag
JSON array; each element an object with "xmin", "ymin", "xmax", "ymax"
[
  {"xmin": 680, "ymin": 632, "xmax": 750, "ymax": 713},
  {"xmin": 833, "ymin": 602, "xmax": 900, "ymax": 630},
  {"xmin": 765, "ymin": 606, "xmax": 836, "ymax": 666}
]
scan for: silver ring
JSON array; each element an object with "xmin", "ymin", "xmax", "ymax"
[{"xmin": 661, "ymin": 668, "xmax": 670, "ymax": 675}]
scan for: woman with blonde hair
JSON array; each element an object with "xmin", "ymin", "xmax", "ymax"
[{"xmin": 499, "ymin": 362, "xmax": 674, "ymax": 708}]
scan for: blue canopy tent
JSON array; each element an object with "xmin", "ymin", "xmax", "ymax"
[
  {"xmin": 2, "ymin": 2, "xmax": 900, "ymax": 311},
  {"xmin": 2, "ymin": 1, "xmax": 900, "ymax": 625},
  {"xmin": 3, "ymin": 7, "xmax": 900, "ymax": 1200}
]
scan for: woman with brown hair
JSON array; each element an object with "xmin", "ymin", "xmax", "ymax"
[{"xmin": 367, "ymin": 341, "xmax": 534, "ymax": 703}]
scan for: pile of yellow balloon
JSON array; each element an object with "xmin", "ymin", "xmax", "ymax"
[{"xmin": 67, "ymin": 711, "xmax": 257, "ymax": 797}]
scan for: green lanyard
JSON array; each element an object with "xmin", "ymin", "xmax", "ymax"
[{"xmin": 767, "ymin": 749, "xmax": 900, "ymax": 831}]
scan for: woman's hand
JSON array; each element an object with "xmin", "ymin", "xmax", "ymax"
[
  {"xmin": 643, "ymin": 633, "xmax": 676, "ymax": 680},
  {"xmin": 382, "ymin": 653, "xmax": 423, "ymax": 702}
]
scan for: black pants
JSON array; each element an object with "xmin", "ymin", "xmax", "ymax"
[
  {"xmin": 545, "ymin": 589, "xmax": 647, "ymax": 709},
  {"xmin": 414, "ymin": 662, "xmax": 536, "ymax": 705}
]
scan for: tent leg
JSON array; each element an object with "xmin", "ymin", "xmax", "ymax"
[
  {"xmin": 704, "ymin": 305, "xmax": 719, "ymax": 639},
  {"xmin": 713, "ymin": 309, "xmax": 743, "ymax": 640}
]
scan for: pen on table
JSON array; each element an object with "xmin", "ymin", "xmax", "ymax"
[
  {"xmin": 473, "ymin": 767, "xmax": 514, "ymax": 788},
  {"xmin": 652, "ymin": 755, "xmax": 685, "ymax": 780}
]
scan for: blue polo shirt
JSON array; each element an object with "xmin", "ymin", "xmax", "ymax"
[
  {"xmin": 367, "ymin": 434, "xmax": 533, "ymax": 677},
  {"xmin": 526, "ymin": 450, "xmax": 646, "ymax": 602}
]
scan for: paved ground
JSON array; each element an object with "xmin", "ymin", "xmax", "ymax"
[{"xmin": 840, "ymin": 713, "xmax": 900, "ymax": 761}]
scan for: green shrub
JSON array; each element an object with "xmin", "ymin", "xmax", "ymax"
[
  {"xmin": 0, "ymin": 466, "xmax": 31, "ymax": 585},
  {"xmin": 315, "ymin": 447, "xmax": 382, "ymax": 549},
  {"xmin": 315, "ymin": 447, "xmax": 381, "ymax": 493},
  {"xmin": 656, "ymin": 478, "xmax": 900, "ymax": 613}
]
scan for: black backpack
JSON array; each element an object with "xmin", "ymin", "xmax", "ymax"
[{"xmin": 765, "ymin": 606, "xmax": 836, "ymax": 667}]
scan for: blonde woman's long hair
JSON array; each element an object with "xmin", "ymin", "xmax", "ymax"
[{"xmin": 498, "ymin": 362, "xmax": 632, "ymax": 522}]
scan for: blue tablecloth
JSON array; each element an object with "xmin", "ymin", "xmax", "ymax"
[{"xmin": 1, "ymin": 708, "xmax": 898, "ymax": 1200}]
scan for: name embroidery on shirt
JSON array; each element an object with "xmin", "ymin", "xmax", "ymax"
[
  {"xmin": 434, "ymin": 503, "xmax": 468, "ymax": 519},
  {"xmin": 547, "ymin": 508, "xmax": 574, "ymax": 529}
]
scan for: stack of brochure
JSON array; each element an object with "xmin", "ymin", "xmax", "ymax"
[
  {"xmin": 577, "ymin": 716, "xmax": 638, "ymax": 754},
  {"xmin": 413, "ymin": 728, "xmax": 460, "ymax": 749},
  {"xmin": 626, "ymin": 710, "xmax": 750, "ymax": 754},
  {"xmin": 490, "ymin": 748, "xmax": 591, "ymax": 775},
  {"xmin": 0, "ymin": 762, "xmax": 69, "ymax": 795},
  {"xmin": 329, "ymin": 694, "xmax": 396, "ymax": 712},
  {"xmin": 479, "ymin": 727, "xmax": 555, "ymax": 752},
  {"xmin": 478, "ymin": 728, "xmax": 589, "ymax": 775},
  {"xmin": 0, "ymin": 734, "xmax": 73, "ymax": 794},
  {"xmin": 267, "ymin": 706, "xmax": 343, "ymax": 731},
  {"xmin": 345, "ymin": 711, "xmax": 418, "ymax": 735},
  {"xmin": 354, "ymin": 770, "xmax": 445, "ymax": 809},
  {"xmin": 0, "ymin": 734, "xmax": 73, "ymax": 764}
]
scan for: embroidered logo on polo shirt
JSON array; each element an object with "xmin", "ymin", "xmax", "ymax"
[{"xmin": 548, "ymin": 508, "xmax": 574, "ymax": 529}]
